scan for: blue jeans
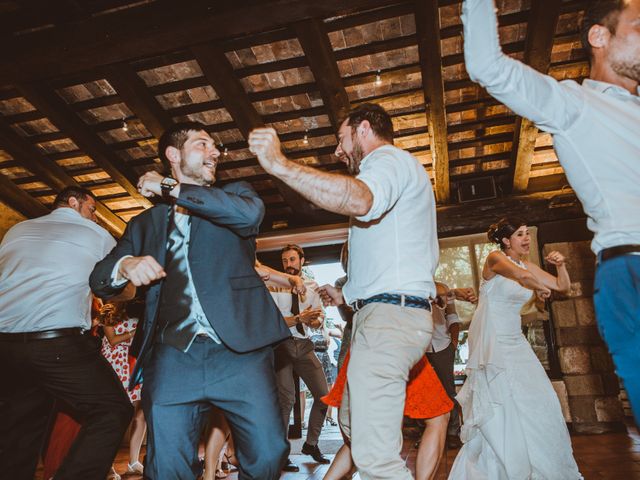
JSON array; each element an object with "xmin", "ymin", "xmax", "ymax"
[{"xmin": 593, "ymin": 254, "xmax": 640, "ymax": 426}]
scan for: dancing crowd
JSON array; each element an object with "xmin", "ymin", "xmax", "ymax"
[{"xmin": 0, "ymin": 0, "xmax": 638, "ymax": 479}]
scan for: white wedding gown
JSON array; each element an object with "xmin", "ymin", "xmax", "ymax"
[{"xmin": 448, "ymin": 256, "xmax": 582, "ymax": 479}]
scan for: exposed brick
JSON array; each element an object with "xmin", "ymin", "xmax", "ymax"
[
  {"xmin": 601, "ymin": 373, "xmax": 621, "ymax": 396},
  {"xmin": 568, "ymin": 395, "xmax": 598, "ymax": 423},
  {"xmin": 552, "ymin": 300, "xmax": 577, "ymax": 327},
  {"xmin": 595, "ymin": 397, "xmax": 625, "ymax": 422},
  {"xmin": 555, "ymin": 326, "xmax": 603, "ymax": 347},
  {"xmin": 590, "ymin": 345, "xmax": 615, "ymax": 373},
  {"xmin": 575, "ymin": 298, "xmax": 596, "ymax": 326},
  {"xmin": 564, "ymin": 374, "xmax": 604, "ymax": 396},
  {"xmin": 559, "ymin": 346, "xmax": 591, "ymax": 375}
]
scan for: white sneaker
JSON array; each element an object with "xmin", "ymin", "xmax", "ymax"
[
  {"xmin": 127, "ymin": 461, "xmax": 144, "ymax": 475},
  {"xmin": 127, "ymin": 461, "xmax": 144, "ymax": 474}
]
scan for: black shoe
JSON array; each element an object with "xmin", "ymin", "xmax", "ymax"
[
  {"xmin": 282, "ymin": 458, "xmax": 300, "ymax": 472},
  {"xmin": 301, "ymin": 442, "xmax": 330, "ymax": 464}
]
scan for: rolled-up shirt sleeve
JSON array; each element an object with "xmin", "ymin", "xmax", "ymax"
[
  {"xmin": 355, "ymin": 152, "xmax": 409, "ymax": 223},
  {"xmin": 462, "ymin": 0, "xmax": 584, "ymax": 134}
]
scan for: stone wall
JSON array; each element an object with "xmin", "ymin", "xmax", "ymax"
[
  {"xmin": 0, "ymin": 202, "xmax": 26, "ymax": 241},
  {"xmin": 544, "ymin": 240, "xmax": 625, "ymax": 433}
]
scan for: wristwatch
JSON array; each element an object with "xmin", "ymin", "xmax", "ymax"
[{"xmin": 160, "ymin": 177, "xmax": 178, "ymax": 199}]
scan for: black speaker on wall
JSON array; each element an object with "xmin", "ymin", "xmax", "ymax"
[{"xmin": 457, "ymin": 176, "xmax": 497, "ymax": 203}]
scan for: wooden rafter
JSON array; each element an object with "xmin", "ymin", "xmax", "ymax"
[
  {"xmin": 0, "ymin": 117, "xmax": 126, "ymax": 234},
  {"xmin": 294, "ymin": 18, "xmax": 351, "ymax": 129},
  {"xmin": 0, "ymin": 0, "xmax": 398, "ymax": 86},
  {"xmin": 415, "ymin": 0, "xmax": 450, "ymax": 203},
  {"xmin": 0, "ymin": 172, "xmax": 49, "ymax": 218},
  {"xmin": 191, "ymin": 43, "xmax": 321, "ymax": 219},
  {"xmin": 103, "ymin": 63, "xmax": 174, "ymax": 140},
  {"xmin": 16, "ymin": 82, "xmax": 152, "ymax": 209},
  {"xmin": 510, "ymin": 0, "xmax": 561, "ymax": 193}
]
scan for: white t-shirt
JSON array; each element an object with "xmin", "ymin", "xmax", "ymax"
[
  {"xmin": 342, "ymin": 144, "xmax": 439, "ymax": 304},
  {"xmin": 0, "ymin": 208, "xmax": 116, "ymax": 332}
]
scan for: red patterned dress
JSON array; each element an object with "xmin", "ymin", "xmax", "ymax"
[{"xmin": 101, "ymin": 318, "xmax": 142, "ymax": 403}]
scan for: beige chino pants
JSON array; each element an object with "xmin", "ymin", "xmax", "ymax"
[{"xmin": 339, "ymin": 302, "xmax": 433, "ymax": 480}]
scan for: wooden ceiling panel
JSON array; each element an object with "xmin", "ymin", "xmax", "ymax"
[
  {"xmin": 55, "ymin": 80, "xmax": 116, "ymax": 105},
  {"xmin": 240, "ymin": 67, "xmax": 315, "ymax": 94},
  {"xmin": 137, "ymin": 60, "xmax": 201, "ymax": 88},
  {"xmin": 253, "ymin": 93, "xmax": 321, "ymax": 116},
  {"xmin": 266, "ymin": 114, "xmax": 332, "ymax": 134},
  {"xmin": 155, "ymin": 86, "xmax": 219, "ymax": 110},
  {"xmin": 0, "ymin": 97, "xmax": 36, "ymax": 116},
  {"xmin": 225, "ymin": 39, "xmax": 305, "ymax": 70},
  {"xmin": 0, "ymin": 0, "xmax": 593, "ymax": 234}
]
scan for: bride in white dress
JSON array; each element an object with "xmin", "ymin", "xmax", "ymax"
[{"xmin": 449, "ymin": 218, "xmax": 582, "ymax": 480}]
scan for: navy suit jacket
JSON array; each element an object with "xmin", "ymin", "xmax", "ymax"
[{"xmin": 90, "ymin": 181, "xmax": 290, "ymax": 386}]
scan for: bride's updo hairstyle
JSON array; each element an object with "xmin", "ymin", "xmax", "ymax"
[{"xmin": 487, "ymin": 217, "xmax": 527, "ymax": 250}]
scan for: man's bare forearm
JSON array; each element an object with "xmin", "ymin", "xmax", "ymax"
[{"xmin": 271, "ymin": 157, "xmax": 372, "ymax": 217}]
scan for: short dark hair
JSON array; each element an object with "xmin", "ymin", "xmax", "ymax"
[
  {"xmin": 345, "ymin": 103, "xmax": 394, "ymax": 143},
  {"xmin": 581, "ymin": 0, "xmax": 626, "ymax": 58},
  {"xmin": 158, "ymin": 121, "xmax": 208, "ymax": 170},
  {"xmin": 487, "ymin": 217, "xmax": 527, "ymax": 251},
  {"xmin": 53, "ymin": 186, "xmax": 96, "ymax": 209},
  {"xmin": 280, "ymin": 244, "xmax": 305, "ymax": 260}
]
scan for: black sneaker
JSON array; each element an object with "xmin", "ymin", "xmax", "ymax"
[
  {"xmin": 282, "ymin": 458, "xmax": 300, "ymax": 472},
  {"xmin": 301, "ymin": 442, "xmax": 330, "ymax": 464}
]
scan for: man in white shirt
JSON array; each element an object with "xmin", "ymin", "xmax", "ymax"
[
  {"xmin": 462, "ymin": 0, "xmax": 640, "ymax": 425},
  {"xmin": 249, "ymin": 103, "xmax": 441, "ymax": 480},
  {"xmin": 0, "ymin": 187, "xmax": 133, "ymax": 480},
  {"xmin": 269, "ymin": 244, "xmax": 329, "ymax": 472}
]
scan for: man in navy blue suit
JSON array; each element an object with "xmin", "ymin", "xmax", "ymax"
[{"xmin": 90, "ymin": 121, "xmax": 290, "ymax": 479}]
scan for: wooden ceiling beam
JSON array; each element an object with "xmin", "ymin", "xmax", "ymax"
[
  {"xmin": 103, "ymin": 63, "xmax": 174, "ymax": 140},
  {"xmin": 191, "ymin": 43, "xmax": 319, "ymax": 218},
  {"xmin": 17, "ymin": 82, "xmax": 151, "ymax": 210},
  {"xmin": 0, "ymin": 116, "xmax": 126, "ymax": 234},
  {"xmin": 294, "ymin": 19, "xmax": 351, "ymax": 128},
  {"xmin": 0, "ymin": 0, "xmax": 406, "ymax": 86},
  {"xmin": 0, "ymin": 172, "xmax": 49, "ymax": 218},
  {"xmin": 415, "ymin": 0, "xmax": 450, "ymax": 203},
  {"xmin": 510, "ymin": 0, "xmax": 561, "ymax": 193}
]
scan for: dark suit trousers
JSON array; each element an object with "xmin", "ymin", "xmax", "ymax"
[
  {"xmin": 0, "ymin": 334, "xmax": 133, "ymax": 480},
  {"xmin": 426, "ymin": 342, "xmax": 460, "ymax": 435},
  {"xmin": 142, "ymin": 337, "xmax": 288, "ymax": 480},
  {"xmin": 274, "ymin": 338, "xmax": 328, "ymax": 446}
]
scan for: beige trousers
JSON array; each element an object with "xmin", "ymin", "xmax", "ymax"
[{"xmin": 339, "ymin": 302, "xmax": 433, "ymax": 480}]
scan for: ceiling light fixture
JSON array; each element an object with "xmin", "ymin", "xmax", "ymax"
[
  {"xmin": 302, "ymin": 130, "xmax": 309, "ymax": 145},
  {"xmin": 375, "ymin": 70, "xmax": 382, "ymax": 86},
  {"xmin": 121, "ymin": 118, "xmax": 128, "ymax": 132}
]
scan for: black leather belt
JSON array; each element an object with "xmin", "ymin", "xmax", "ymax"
[
  {"xmin": 600, "ymin": 244, "xmax": 640, "ymax": 263},
  {"xmin": 0, "ymin": 327, "xmax": 85, "ymax": 342},
  {"xmin": 351, "ymin": 293, "xmax": 432, "ymax": 312}
]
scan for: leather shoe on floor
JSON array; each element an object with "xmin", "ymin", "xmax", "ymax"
[
  {"xmin": 282, "ymin": 458, "xmax": 300, "ymax": 472},
  {"xmin": 301, "ymin": 442, "xmax": 330, "ymax": 464}
]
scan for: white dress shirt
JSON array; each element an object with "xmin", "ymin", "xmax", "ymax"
[
  {"xmin": 428, "ymin": 300, "xmax": 461, "ymax": 353},
  {"xmin": 462, "ymin": 0, "xmax": 640, "ymax": 254},
  {"xmin": 342, "ymin": 144, "xmax": 439, "ymax": 305},
  {"xmin": 0, "ymin": 208, "xmax": 116, "ymax": 332},
  {"xmin": 269, "ymin": 278, "xmax": 323, "ymax": 339}
]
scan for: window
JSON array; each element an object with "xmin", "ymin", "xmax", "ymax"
[{"xmin": 436, "ymin": 229, "xmax": 552, "ymax": 374}]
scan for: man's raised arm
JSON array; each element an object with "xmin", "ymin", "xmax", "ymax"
[{"xmin": 462, "ymin": 0, "xmax": 583, "ymax": 134}]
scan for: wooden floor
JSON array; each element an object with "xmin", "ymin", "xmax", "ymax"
[{"xmin": 45, "ymin": 421, "xmax": 640, "ymax": 479}]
